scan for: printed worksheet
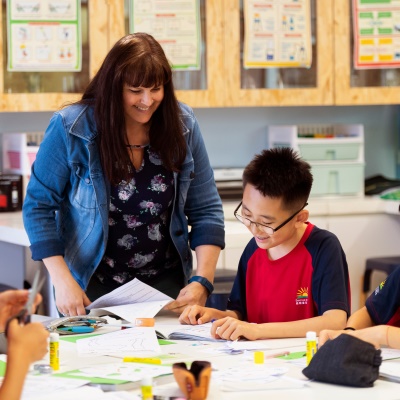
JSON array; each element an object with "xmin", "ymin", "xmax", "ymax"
[
  {"xmin": 76, "ymin": 327, "xmax": 161, "ymax": 356},
  {"xmin": 86, "ymin": 278, "xmax": 173, "ymax": 322}
]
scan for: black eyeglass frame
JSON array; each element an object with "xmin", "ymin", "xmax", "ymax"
[{"xmin": 234, "ymin": 201, "xmax": 309, "ymax": 235}]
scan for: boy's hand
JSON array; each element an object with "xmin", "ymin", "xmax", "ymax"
[
  {"xmin": 164, "ymin": 282, "xmax": 208, "ymax": 314},
  {"xmin": 0, "ymin": 290, "xmax": 42, "ymax": 331},
  {"xmin": 178, "ymin": 305, "xmax": 216, "ymax": 325},
  {"xmin": 7, "ymin": 319, "xmax": 49, "ymax": 364},
  {"xmin": 211, "ymin": 317, "xmax": 260, "ymax": 341},
  {"xmin": 318, "ymin": 329, "xmax": 345, "ymax": 347}
]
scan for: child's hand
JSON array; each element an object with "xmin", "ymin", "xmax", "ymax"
[
  {"xmin": 7, "ymin": 320, "xmax": 49, "ymax": 364},
  {"xmin": 211, "ymin": 317, "xmax": 260, "ymax": 341},
  {"xmin": 0, "ymin": 290, "xmax": 42, "ymax": 331},
  {"xmin": 178, "ymin": 305, "xmax": 216, "ymax": 325}
]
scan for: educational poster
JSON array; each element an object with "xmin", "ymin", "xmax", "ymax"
[
  {"xmin": 353, "ymin": 0, "xmax": 400, "ymax": 69},
  {"xmin": 129, "ymin": 0, "xmax": 201, "ymax": 70},
  {"xmin": 7, "ymin": 0, "xmax": 82, "ymax": 71},
  {"xmin": 243, "ymin": 0, "xmax": 312, "ymax": 69}
]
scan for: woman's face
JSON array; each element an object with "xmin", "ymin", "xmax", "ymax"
[{"xmin": 122, "ymin": 83, "xmax": 164, "ymax": 127}]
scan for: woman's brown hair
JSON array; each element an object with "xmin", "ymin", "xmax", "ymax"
[{"xmin": 79, "ymin": 32, "xmax": 186, "ymax": 184}]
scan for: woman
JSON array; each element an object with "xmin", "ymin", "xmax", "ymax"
[{"xmin": 23, "ymin": 33, "xmax": 225, "ymax": 317}]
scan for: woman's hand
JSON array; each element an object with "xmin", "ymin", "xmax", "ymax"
[
  {"xmin": 0, "ymin": 290, "xmax": 42, "ymax": 331},
  {"xmin": 211, "ymin": 317, "xmax": 260, "ymax": 341},
  {"xmin": 54, "ymin": 278, "xmax": 91, "ymax": 316},
  {"xmin": 164, "ymin": 282, "xmax": 208, "ymax": 314}
]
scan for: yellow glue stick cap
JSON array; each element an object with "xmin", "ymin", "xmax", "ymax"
[{"xmin": 254, "ymin": 351, "xmax": 264, "ymax": 364}]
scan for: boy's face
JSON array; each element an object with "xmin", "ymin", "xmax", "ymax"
[{"xmin": 240, "ymin": 184, "xmax": 305, "ymax": 250}]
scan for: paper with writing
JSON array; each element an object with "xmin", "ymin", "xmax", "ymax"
[
  {"xmin": 86, "ymin": 278, "xmax": 173, "ymax": 322},
  {"xmin": 76, "ymin": 327, "xmax": 161, "ymax": 357}
]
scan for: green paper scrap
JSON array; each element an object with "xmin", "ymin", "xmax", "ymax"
[
  {"xmin": 158, "ymin": 339, "xmax": 176, "ymax": 345},
  {"xmin": 0, "ymin": 360, "xmax": 6, "ymax": 377},
  {"xmin": 277, "ymin": 351, "xmax": 306, "ymax": 360},
  {"xmin": 54, "ymin": 369, "xmax": 130, "ymax": 385},
  {"xmin": 59, "ymin": 333, "xmax": 101, "ymax": 343}
]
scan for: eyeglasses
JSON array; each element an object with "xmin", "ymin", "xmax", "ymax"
[{"xmin": 234, "ymin": 202, "xmax": 308, "ymax": 235}]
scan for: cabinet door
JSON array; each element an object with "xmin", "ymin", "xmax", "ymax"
[
  {"xmin": 334, "ymin": 0, "xmax": 400, "ymax": 105},
  {"xmin": 0, "ymin": 0, "xmax": 114, "ymax": 112},
  {"xmin": 223, "ymin": 0, "xmax": 334, "ymax": 106}
]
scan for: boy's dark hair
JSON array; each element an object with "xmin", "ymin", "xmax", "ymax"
[{"xmin": 243, "ymin": 148, "xmax": 313, "ymax": 211}]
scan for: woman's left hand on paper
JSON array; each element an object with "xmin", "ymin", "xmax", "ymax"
[{"xmin": 164, "ymin": 282, "xmax": 208, "ymax": 314}]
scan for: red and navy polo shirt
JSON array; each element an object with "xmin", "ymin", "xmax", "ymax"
[{"xmin": 227, "ymin": 222, "xmax": 351, "ymax": 323}]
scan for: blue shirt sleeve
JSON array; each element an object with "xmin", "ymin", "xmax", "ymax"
[
  {"xmin": 226, "ymin": 238, "xmax": 258, "ymax": 320},
  {"xmin": 366, "ymin": 267, "xmax": 400, "ymax": 325},
  {"xmin": 306, "ymin": 227, "xmax": 351, "ymax": 317}
]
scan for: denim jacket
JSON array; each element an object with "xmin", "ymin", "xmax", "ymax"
[{"xmin": 23, "ymin": 102, "xmax": 225, "ymax": 290}]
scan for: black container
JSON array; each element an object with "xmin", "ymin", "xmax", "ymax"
[{"xmin": 0, "ymin": 174, "xmax": 23, "ymax": 212}]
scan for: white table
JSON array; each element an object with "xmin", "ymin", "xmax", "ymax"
[{"xmin": 39, "ymin": 315, "xmax": 400, "ymax": 400}]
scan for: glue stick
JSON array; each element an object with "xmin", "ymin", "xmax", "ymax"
[
  {"xmin": 49, "ymin": 332, "xmax": 60, "ymax": 371},
  {"xmin": 141, "ymin": 376, "xmax": 153, "ymax": 399},
  {"xmin": 305, "ymin": 331, "xmax": 317, "ymax": 366}
]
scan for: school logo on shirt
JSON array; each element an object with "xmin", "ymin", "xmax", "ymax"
[
  {"xmin": 374, "ymin": 279, "xmax": 386, "ymax": 295},
  {"xmin": 296, "ymin": 287, "xmax": 309, "ymax": 305}
]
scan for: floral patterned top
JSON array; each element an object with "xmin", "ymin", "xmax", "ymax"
[{"xmin": 95, "ymin": 146, "xmax": 180, "ymax": 287}]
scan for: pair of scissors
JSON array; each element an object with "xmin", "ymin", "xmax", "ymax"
[{"xmin": 5, "ymin": 269, "xmax": 45, "ymax": 337}]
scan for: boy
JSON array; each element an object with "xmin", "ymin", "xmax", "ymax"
[
  {"xmin": 319, "ymin": 267, "xmax": 400, "ymax": 349},
  {"xmin": 179, "ymin": 148, "xmax": 350, "ymax": 341},
  {"xmin": 0, "ymin": 290, "xmax": 49, "ymax": 400}
]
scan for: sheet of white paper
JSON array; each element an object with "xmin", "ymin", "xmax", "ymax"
[
  {"xmin": 87, "ymin": 278, "xmax": 173, "ymax": 310},
  {"xmin": 379, "ymin": 360, "xmax": 400, "ymax": 382},
  {"xmin": 21, "ymin": 376, "xmax": 89, "ymax": 399},
  {"xmin": 227, "ymin": 337, "xmax": 306, "ymax": 351},
  {"xmin": 25, "ymin": 386, "xmax": 139, "ymax": 400},
  {"xmin": 76, "ymin": 327, "xmax": 161, "ymax": 356},
  {"xmin": 70, "ymin": 362, "xmax": 172, "ymax": 382},
  {"xmin": 157, "ymin": 323, "xmax": 223, "ymax": 341},
  {"xmin": 381, "ymin": 348, "xmax": 400, "ymax": 360},
  {"xmin": 89, "ymin": 300, "xmax": 171, "ymax": 322}
]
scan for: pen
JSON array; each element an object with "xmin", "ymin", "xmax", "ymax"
[
  {"xmin": 265, "ymin": 351, "xmax": 290, "ymax": 359},
  {"xmin": 123, "ymin": 357, "xmax": 162, "ymax": 365},
  {"xmin": 58, "ymin": 326, "xmax": 95, "ymax": 333}
]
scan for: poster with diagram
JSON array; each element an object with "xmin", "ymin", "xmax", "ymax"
[
  {"xmin": 7, "ymin": 0, "xmax": 82, "ymax": 71},
  {"xmin": 353, "ymin": 0, "xmax": 400, "ymax": 69},
  {"xmin": 129, "ymin": 0, "xmax": 201, "ymax": 70},
  {"xmin": 243, "ymin": 0, "xmax": 312, "ymax": 69}
]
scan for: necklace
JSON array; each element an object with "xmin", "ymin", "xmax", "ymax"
[{"xmin": 126, "ymin": 143, "xmax": 149, "ymax": 149}]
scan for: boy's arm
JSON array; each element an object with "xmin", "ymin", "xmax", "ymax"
[
  {"xmin": 0, "ymin": 346, "xmax": 32, "ymax": 400},
  {"xmin": 211, "ymin": 309, "xmax": 347, "ymax": 341},
  {"xmin": 346, "ymin": 306, "xmax": 374, "ymax": 329}
]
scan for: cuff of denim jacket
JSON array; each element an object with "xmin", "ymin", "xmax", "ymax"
[
  {"xmin": 30, "ymin": 240, "xmax": 65, "ymax": 261},
  {"xmin": 190, "ymin": 225, "xmax": 225, "ymax": 250}
]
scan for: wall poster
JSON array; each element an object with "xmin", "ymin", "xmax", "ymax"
[
  {"xmin": 7, "ymin": 0, "xmax": 82, "ymax": 72},
  {"xmin": 353, "ymin": 0, "xmax": 400, "ymax": 69},
  {"xmin": 129, "ymin": 0, "xmax": 201, "ymax": 70},
  {"xmin": 243, "ymin": 0, "xmax": 312, "ymax": 69}
]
